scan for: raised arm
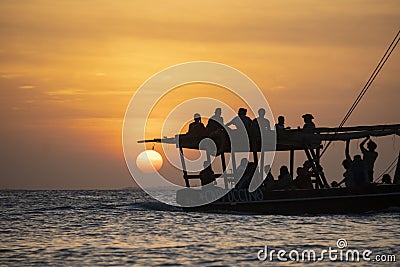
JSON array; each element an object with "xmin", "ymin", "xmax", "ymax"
[
  {"xmin": 345, "ymin": 139, "xmax": 351, "ymax": 161},
  {"xmin": 225, "ymin": 117, "xmax": 235, "ymax": 128},
  {"xmin": 360, "ymin": 136, "xmax": 369, "ymax": 153}
]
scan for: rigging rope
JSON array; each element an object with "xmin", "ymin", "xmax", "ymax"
[
  {"xmin": 374, "ymin": 154, "xmax": 399, "ymax": 183},
  {"xmin": 320, "ymin": 30, "xmax": 400, "ymax": 157}
]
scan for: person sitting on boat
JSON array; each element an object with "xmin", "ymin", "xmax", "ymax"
[
  {"xmin": 187, "ymin": 113, "xmax": 207, "ymax": 137},
  {"xmin": 206, "ymin": 108, "xmax": 228, "ymax": 155},
  {"xmin": 275, "ymin": 116, "xmax": 290, "ymax": 131},
  {"xmin": 360, "ymin": 136, "xmax": 378, "ymax": 183},
  {"xmin": 261, "ymin": 165, "xmax": 276, "ymax": 190},
  {"xmin": 294, "ymin": 167, "xmax": 313, "ymax": 189},
  {"xmin": 275, "ymin": 165, "xmax": 294, "ymax": 190},
  {"xmin": 338, "ymin": 159, "xmax": 356, "ymax": 188},
  {"xmin": 199, "ymin": 161, "xmax": 216, "ymax": 186},
  {"xmin": 206, "ymin": 108, "xmax": 224, "ymax": 133},
  {"xmin": 225, "ymin": 108, "xmax": 252, "ymax": 134},
  {"xmin": 302, "ymin": 114, "xmax": 316, "ymax": 132},
  {"xmin": 382, "ymin": 174, "xmax": 391, "ymax": 184},
  {"xmin": 236, "ymin": 160, "xmax": 257, "ymax": 189}
]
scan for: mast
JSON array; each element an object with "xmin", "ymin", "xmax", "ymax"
[{"xmin": 394, "ymin": 150, "xmax": 400, "ymax": 184}]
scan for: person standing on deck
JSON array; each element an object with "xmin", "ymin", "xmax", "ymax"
[
  {"xmin": 302, "ymin": 114, "xmax": 316, "ymax": 132},
  {"xmin": 360, "ymin": 136, "xmax": 378, "ymax": 183},
  {"xmin": 252, "ymin": 108, "xmax": 271, "ymax": 149},
  {"xmin": 345, "ymin": 140, "xmax": 368, "ymax": 186},
  {"xmin": 225, "ymin": 108, "xmax": 252, "ymax": 133}
]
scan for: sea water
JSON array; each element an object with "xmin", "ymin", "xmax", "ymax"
[{"xmin": 1, "ymin": 190, "xmax": 399, "ymax": 266}]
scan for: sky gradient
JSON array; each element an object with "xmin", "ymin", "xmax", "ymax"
[{"xmin": 1, "ymin": 1, "xmax": 399, "ymax": 189}]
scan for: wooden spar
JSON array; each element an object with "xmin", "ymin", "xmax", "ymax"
[
  {"xmin": 179, "ymin": 147, "xmax": 190, "ymax": 188},
  {"xmin": 289, "ymin": 150, "xmax": 294, "ymax": 178},
  {"xmin": 314, "ymin": 124, "xmax": 400, "ymax": 133},
  {"xmin": 137, "ymin": 125, "xmax": 400, "ymax": 150},
  {"xmin": 220, "ymin": 153, "xmax": 229, "ymax": 189},
  {"xmin": 231, "ymin": 151, "xmax": 237, "ymax": 180},
  {"xmin": 260, "ymin": 151, "xmax": 265, "ymax": 179},
  {"xmin": 394, "ymin": 150, "xmax": 400, "ymax": 184},
  {"xmin": 137, "ymin": 137, "xmax": 176, "ymax": 144}
]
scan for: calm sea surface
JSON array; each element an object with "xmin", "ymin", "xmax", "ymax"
[{"xmin": 1, "ymin": 190, "xmax": 399, "ymax": 266}]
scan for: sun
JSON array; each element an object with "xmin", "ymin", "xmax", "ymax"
[{"xmin": 136, "ymin": 150, "xmax": 163, "ymax": 173}]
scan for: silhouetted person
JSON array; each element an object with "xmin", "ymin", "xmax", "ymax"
[
  {"xmin": 253, "ymin": 108, "xmax": 271, "ymax": 131},
  {"xmin": 252, "ymin": 108, "xmax": 271, "ymax": 149},
  {"xmin": 338, "ymin": 159, "xmax": 356, "ymax": 188},
  {"xmin": 382, "ymin": 174, "xmax": 391, "ymax": 184},
  {"xmin": 360, "ymin": 136, "xmax": 378, "ymax": 183},
  {"xmin": 294, "ymin": 167, "xmax": 313, "ymax": 189},
  {"xmin": 226, "ymin": 108, "xmax": 252, "ymax": 133},
  {"xmin": 302, "ymin": 114, "xmax": 316, "ymax": 132},
  {"xmin": 236, "ymin": 160, "xmax": 256, "ymax": 189},
  {"xmin": 345, "ymin": 139, "xmax": 368, "ymax": 186},
  {"xmin": 200, "ymin": 161, "xmax": 215, "ymax": 186},
  {"xmin": 236, "ymin": 158, "xmax": 248, "ymax": 182},
  {"xmin": 262, "ymin": 165, "xmax": 276, "ymax": 190},
  {"xmin": 206, "ymin": 108, "xmax": 224, "ymax": 133},
  {"xmin": 276, "ymin": 165, "xmax": 293, "ymax": 190},
  {"xmin": 275, "ymin": 116, "xmax": 290, "ymax": 131},
  {"xmin": 352, "ymin": 155, "xmax": 368, "ymax": 186},
  {"xmin": 207, "ymin": 108, "xmax": 228, "ymax": 155},
  {"xmin": 187, "ymin": 113, "xmax": 207, "ymax": 136}
]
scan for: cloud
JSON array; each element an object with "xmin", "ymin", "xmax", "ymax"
[{"xmin": 18, "ymin": 85, "xmax": 36, "ymax": 89}]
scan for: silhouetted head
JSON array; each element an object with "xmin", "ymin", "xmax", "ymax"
[
  {"xmin": 194, "ymin": 113, "xmax": 201, "ymax": 122},
  {"xmin": 367, "ymin": 140, "xmax": 377, "ymax": 151},
  {"xmin": 296, "ymin": 167, "xmax": 304, "ymax": 176},
  {"xmin": 240, "ymin": 158, "xmax": 248, "ymax": 166},
  {"xmin": 303, "ymin": 160, "xmax": 313, "ymax": 170},
  {"xmin": 302, "ymin": 113, "xmax": 314, "ymax": 123},
  {"xmin": 342, "ymin": 159, "xmax": 351, "ymax": 169},
  {"xmin": 382, "ymin": 174, "xmax": 391, "ymax": 184},
  {"xmin": 278, "ymin": 116, "xmax": 285, "ymax": 124},
  {"xmin": 279, "ymin": 165, "xmax": 289, "ymax": 175},
  {"xmin": 238, "ymin": 108, "xmax": 247, "ymax": 116},
  {"xmin": 354, "ymin": 155, "xmax": 362, "ymax": 162},
  {"xmin": 258, "ymin": 108, "xmax": 265, "ymax": 118},
  {"xmin": 214, "ymin": 108, "xmax": 222, "ymax": 116}
]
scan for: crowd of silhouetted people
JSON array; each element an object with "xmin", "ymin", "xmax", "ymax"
[{"xmin": 191, "ymin": 107, "xmax": 396, "ymax": 189}]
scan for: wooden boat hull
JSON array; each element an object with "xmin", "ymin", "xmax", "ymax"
[{"xmin": 179, "ymin": 184, "xmax": 400, "ymax": 214}]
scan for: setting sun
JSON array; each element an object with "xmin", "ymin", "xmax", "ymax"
[{"xmin": 136, "ymin": 150, "xmax": 163, "ymax": 173}]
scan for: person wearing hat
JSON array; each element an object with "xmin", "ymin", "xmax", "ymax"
[
  {"xmin": 360, "ymin": 136, "xmax": 378, "ymax": 183},
  {"xmin": 302, "ymin": 113, "xmax": 315, "ymax": 132},
  {"xmin": 187, "ymin": 113, "xmax": 207, "ymax": 136}
]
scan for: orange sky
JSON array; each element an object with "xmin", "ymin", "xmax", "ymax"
[{"xmin": 1, "ymin": 1, "xmax": 399, "ymax": 189}]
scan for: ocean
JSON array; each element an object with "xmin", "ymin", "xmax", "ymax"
[{"xmin": 1, "ymin": 190, "xmax": 399, "ymax": 266}]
